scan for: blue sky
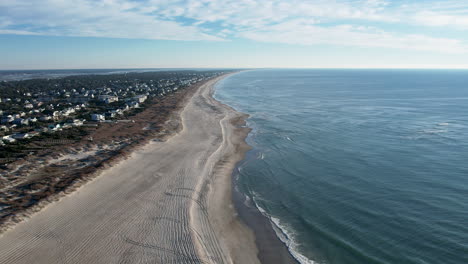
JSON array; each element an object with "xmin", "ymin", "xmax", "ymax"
[{"xmin": 1, "ymin": 0, "xmax": 468, "ymax": 69}]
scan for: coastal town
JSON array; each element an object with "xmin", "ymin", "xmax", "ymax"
[
  {"xmin": 0, "ymin": 70, "xmax": 230, "ymax": 230},
  {"xmin": 0, "ymin": 70, "xmax": 227, "ymax": 162}
]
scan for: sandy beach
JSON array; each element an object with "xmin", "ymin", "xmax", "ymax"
[{"xmin": 0, "ymin": 75, "xmax": 260, "ymax": 263}]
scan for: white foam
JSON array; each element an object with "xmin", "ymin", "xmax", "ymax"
[
  {"xmin": 251, "ymin": 195, "xmax": 317, "ymax": 264},
  {"xmin": 437, "ymin": 122, "xmax": 449, "ymax": 126}
]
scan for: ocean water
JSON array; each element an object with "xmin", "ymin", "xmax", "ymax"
[{"xmin": 214, "ymin": 69, "xmax": 468, "ymax": 264}]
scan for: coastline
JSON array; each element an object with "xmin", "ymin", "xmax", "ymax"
[
  {"xmin": 212, "ymin": 75, "xmax": 299, "ymax": 264},
  {"xmin": 232, "ymin": 163, "xmax": 299, "ymax": 264},
  {"xmin": 0, "ymin": 74, "xmax": 261, "ymax": 263},
  {"xmin": 0, "ymin": 72, "xmax": 299, "ymax": 264}
]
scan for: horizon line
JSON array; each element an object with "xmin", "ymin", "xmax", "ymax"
[{"xmin": 2, "ymin": 67, "xmax": 468, "ymax": 71}]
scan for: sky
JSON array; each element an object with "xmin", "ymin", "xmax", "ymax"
[{"xmin": 1, "ymin": 0, "xmax": 468, "ymax": 69}]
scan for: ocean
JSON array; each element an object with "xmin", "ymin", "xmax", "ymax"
[{"xmin": 214, "ymin": 69, "xmax": 468, "ymax": 264}]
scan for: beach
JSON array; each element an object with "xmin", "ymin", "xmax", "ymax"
[{"xmin": 0, "ymin": 75, "xmax": 260, "ymax": 263}]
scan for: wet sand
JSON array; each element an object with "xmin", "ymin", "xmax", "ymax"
[{"xmin": 0, "ymin": 75, "xmax": 260, "ymax": 263}]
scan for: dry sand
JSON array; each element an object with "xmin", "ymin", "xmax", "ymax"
[{"xmin": 0, "ymin": 75, "xmax": 260, "ymax": 264}]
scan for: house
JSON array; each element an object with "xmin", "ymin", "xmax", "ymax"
[
  {"xmin": 133, "ymin": 95, "xmax": 148, "ymax": 103},
  {"xmin": 127, "ymin": 102, "xmax": 139, "ymax": 108},
  {"xmin": 110, "ymin": 109, "xmax": 124, "ymax": 116},
  {"xmin": 53, "ymin": 111, "xmax": 61, "ymax": 119},
  {"xmin": 27, "ymin": 117, "xmax": 38, "ymax": 123},
  {"xmin": 72, "ymin": 119, "xmax": 84, "ymax": 126},
  {"xmin": 12, "ymin": 133, "xmax": 31, "ymax": 140},
  {"xmin": 61, "ymin": 108, "xmax": 75, "ymax": 117},
  {"xmin": 1, "ymin": 115, "xmax": 14, "ymax": 124},
  {"xmin": 28, "ymin": 131, "xmax": 40, "ymax": 137},
  {"xmin": 91, "ymin": 114, "xmax": 105, "ymax": 121},
  {"xmin": 38, "ymin": 96, "xmax": 53, "ymax": 102},
  {"xmin": 98, "ymin": 95, "xmax": 119, "ymax": 104},
  {"xmin": 68, "ymin": 97, "xmax": 90, "ymax": 103},
  {"xmin": 2, "ymin": 135, "xmax": 16, "ymax": 143},
  {"xmin": 48, "ymin": 124, "xmax": 61, "ymax": 131},
  {"xmin": 12, "ymin": 118, "xmax": 29, "ymax": 126},
  {"xmin": 62, "ymin": 123, "xmax": 73, "ymax": 129},
  {"xmin": 39, "ymin": 116, "xmax": 53, "ymax": 121},
  {"xmin": 35, "ymin": 127, "xmax": 49, "ymax": 133},
  {"xmin": 106, "ymin": 112, "xmax": 117, "ymax": 118},
  {"xmin": 66, "ymin": 119, "xmax": 84, "ymax": 127}
]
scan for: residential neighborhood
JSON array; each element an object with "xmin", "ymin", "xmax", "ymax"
[{"xmin": 0, "ymin": 70, "xmax": 227, "ymax": 160}]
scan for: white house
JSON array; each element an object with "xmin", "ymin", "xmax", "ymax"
[
  {"xmin": 127, "ymin": 102, "xmax": 139, "ymax": 108},
  {"xmin": 53, "ymin": 111, "xmax": 61, "ymax": 119},
  {"xmin": 40, "ymin": 116, "xmax": 53, "ymax": 121},
  {"xmin": 2, "ymin": 135, "xmax": 16, "ymax": 143},
  {"xmin": 133, "ymin": 95, "xmax": 148, "ymax": 103},
  {"xmin": 27, "ymin": 117, "xmax": 38, "ymax": 123}
]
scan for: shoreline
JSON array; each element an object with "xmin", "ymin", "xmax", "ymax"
[
  {"xmin": 212, "ymin": 75, "xmax": 299, "ymax": 264},
  {"xmin": 0, "ymin": 72, "xmax": 298, "ymax": 264},
  {"xmin": 231, "ymin": 160, "xmax": 299, "ymax": 264}
]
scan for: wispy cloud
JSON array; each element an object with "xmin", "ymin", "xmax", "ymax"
[
  {"xmin": 0, "ymin": 0, "xmax": 467, "ymax": 53},
  {"xmin": 411, "ymin": 12, "xmax": 468, "ymax": 29},
  {"xmin": 0, "ymin": 0, "xmax": 222, "ymax": 41},
  {"xmin": 239, "ymin": 22, "xmax": 466, "ymax": 53}
]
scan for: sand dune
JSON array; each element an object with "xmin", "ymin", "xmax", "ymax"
[{"xmin": 0, "ymin": 75, "xmax": 259, "ymax": 264}]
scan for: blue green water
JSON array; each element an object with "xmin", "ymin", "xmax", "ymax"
[{"xmin": 214, "ymin": 70, "xmax": 468, "ymax": 264}]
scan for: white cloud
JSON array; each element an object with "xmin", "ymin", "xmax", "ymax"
[
  {"xmin": 0, "ymin": 0, "xmax": 467, "ymax": 53},
  {"xmin": 239, "ymin": 21, "xmax": 467, "ymax": 53},
  {"xmin": 0, "ymin": 0, "xmax": 222, "ymax": 41},
  {"xmin": 396, "ymin": 1, "xmax": 468, "ymax": 29},
  {"xmin": 411, "ymin": 11, "xmax": 468, "ymax": 29}
]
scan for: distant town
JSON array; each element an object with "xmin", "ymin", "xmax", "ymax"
[{"xmin": 0, "ymin": 70, "xmax": 228, "ymax": 163}]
